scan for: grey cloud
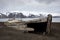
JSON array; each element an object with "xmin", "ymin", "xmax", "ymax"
[
  {"xmin": 35, "ymin": 0, "xmax": 59, "ymax": 4},
  {"xmin": 0, "ymin": 0, "xmax": 60, "ymax": 15}
]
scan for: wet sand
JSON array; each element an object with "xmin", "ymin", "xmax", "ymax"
[{"xmin": 0, "ymin": 22, "xmax": 60, "ymax": 40}]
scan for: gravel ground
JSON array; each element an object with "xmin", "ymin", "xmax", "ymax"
[{"xmin": 0, "ymin": 23, "xmax": 60, "ymax": 40}]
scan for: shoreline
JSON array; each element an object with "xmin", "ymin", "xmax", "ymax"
[{"xmin": 52, "ymin": 22, "xmax": 60, "ymax": 23}]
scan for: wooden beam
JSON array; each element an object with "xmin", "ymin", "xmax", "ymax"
[{"xmin": 46, "ymin": 14, "xmax": 52, "ymax": 35}]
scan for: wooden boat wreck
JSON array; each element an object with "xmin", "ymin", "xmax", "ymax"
[
  {"xmin": 24, "ymin": 14, "xmax": 52, "ymax": 35},
  {"xmin": 0, "ymin": 14, "xmax": 52, "ymax": 35}
]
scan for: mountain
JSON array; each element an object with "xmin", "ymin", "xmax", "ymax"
[
  {"xmin": 0, "ymin": 13, "xmax": 7, "ymax": 18},
  {"xmin": 28, "ymin": 14, "xmax": 35, "ymax": 18},
  {"xmin": 27, "ymin": 14, "xmax": 45, "ymax": 18},
  {"xmin": 52, "ymin": 16, "xmax": 60, "ymax": 18},
  {"xmin": 8, "ymin": 12, "xmax": 26, "ymax": 18},
  {"xmin": 16, "ymin": 13, "xmax": 26, "ymax": 18},
  {"xmin": 27, "ymin": 14, "xmax": 40, "ymax": 18},
  {"xmin": 8, "ymin": 13, "xmax": 16, "ymax": 18},
  {"xmin": 0, "ymin": 12, "xmax": 46, "ymax": 18}
]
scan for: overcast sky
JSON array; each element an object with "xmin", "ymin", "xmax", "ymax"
[{"xmin": 0, "ymin": 0, "xmax": 60, "ymax": 16}]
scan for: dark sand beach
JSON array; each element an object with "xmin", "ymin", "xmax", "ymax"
[{"xmin": 0, "ymin": 22, "xmax": 60, "ymax": 40}]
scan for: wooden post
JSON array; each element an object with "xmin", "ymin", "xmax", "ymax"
[{"xmin": 46, "ymin": 14, "xmax": 52, "ymax": 35}]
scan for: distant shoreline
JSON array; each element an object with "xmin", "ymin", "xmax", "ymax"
[{"xmin": 52, "ymin": 22, "xmax": 60, "ymax": 23}]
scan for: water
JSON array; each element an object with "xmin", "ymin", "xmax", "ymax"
[
  {"xmin": 0, "ymin": 18, "xmax": 60, "ymax": 22},
  {"xmin": 52, "ymin": 18, "xmax": 60, "ymax": 22},
  {"xmin": 0, "ymin": 18, "xmax": 40, "ymax": 22}
]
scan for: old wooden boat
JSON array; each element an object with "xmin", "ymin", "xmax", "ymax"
[
  {"xmin": 0, "ymin": 14, "xmax": 52, "ymax": 35},
  {"xmin": 24, "ymin": 14, "xmax": 52, "ymax": 35}
]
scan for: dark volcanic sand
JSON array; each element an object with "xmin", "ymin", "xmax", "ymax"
[{"xmin": 0, "ymin": 22, "xmax": 60, "ymax": 40}]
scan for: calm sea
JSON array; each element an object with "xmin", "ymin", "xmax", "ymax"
[{"xmin": 0, "ymin": 18, "xmax": 60, "ymax": 22}]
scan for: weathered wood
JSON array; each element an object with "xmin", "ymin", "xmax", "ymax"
[
  {"xmin": 25, "ymin": 17, "xmax": 47, "ymax": 24},
  {"xmin": 46, "ymin": 14, "xmax": 52, "ymax": 35},
  {"xmin": 2, "ymin": 14, "xmax": 52, "ymax": 35}
]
